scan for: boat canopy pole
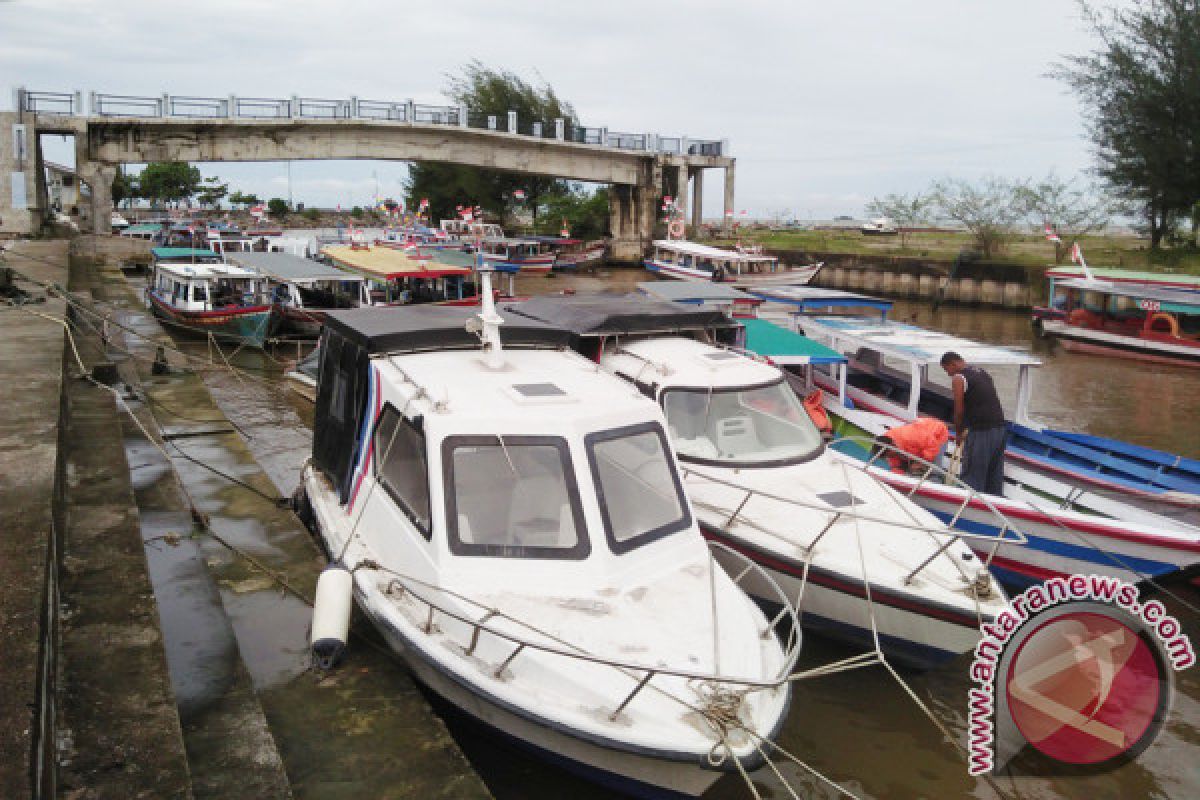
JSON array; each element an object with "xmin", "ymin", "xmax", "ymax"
[{"xmin": 1015, "ymin": 364, "xmax": 1034, "ymax": 427}]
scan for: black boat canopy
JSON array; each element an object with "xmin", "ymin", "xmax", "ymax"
[{"xmin": 503, "ymin": 293, "xmax": 738, "ymax": 337}]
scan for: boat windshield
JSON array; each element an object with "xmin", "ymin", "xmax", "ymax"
[
  {"xmin": 445, "ymin": 435, "xmax": 589, "ymax": 560},
  {"xmin": 661, "ymin": 379, "xmax": 822, "ymax": 465},
  {"xmin": 585, "ymin": 423, "xmax": 691, "ymax": 553}
]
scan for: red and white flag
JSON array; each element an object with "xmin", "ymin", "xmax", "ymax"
[
  {"xmin": 513, "ymin": 189, "xmax": 526, "ymax": 200},
  {"xmin": 1045, "ymin": 223, "xmax": 1061, "ymax": 244},
  {"xmin": 724, "ymin": 210, "xmax": 734, "ymax": 218},
  {"xmin": 1070, "ymin": 242, "xmax": 1083, "ymax": 264}
]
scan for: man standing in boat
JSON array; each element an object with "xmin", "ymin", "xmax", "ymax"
[{"xmin": 940, "ymin": 351, "xmax": 1007, "ymax": 495}]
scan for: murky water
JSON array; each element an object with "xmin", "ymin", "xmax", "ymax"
[{"xmin": 135, "ymin": 265, "xmax": 1200, "ymax": 799}]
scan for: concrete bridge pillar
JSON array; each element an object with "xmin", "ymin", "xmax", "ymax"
[
  {"xmin": 608, "ymin": 182, "xmax": 658, "ymax": 264},
  {"xmin": 0, "ymin": 111, "xmax": 44, "ymax": 236},
  {"xmin": 723, "ymin": 164, "xmax": 735, "ymax": 234},
  {"xmin": 691, "ymin": 168, "xmax": 703, "ymax": 231},
  {"xmin": 672, "ymin": 164, "xmax": 688, "ymax": 226},
  {"xmin": 77, "ymin": 161, "xmax": 115, "ymax": 235}
]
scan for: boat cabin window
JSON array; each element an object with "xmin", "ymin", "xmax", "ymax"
[
  {"xmin": 443, "ymin": 435, "xmax": 589, "ymax": 560},
  {"xmin": 584, "ymin": 422, "xmax": 690, "ymax": 554},
  {"xmin": 372, "ymin": 406, "xmax": 432, "ymax": 538},
  {"xmin": 661, "ymin": 379, "xmax": 823, "ymax": 466}
]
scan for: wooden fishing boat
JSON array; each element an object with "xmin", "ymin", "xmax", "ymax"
[
  {"xmin": 780, "ymin": 313, "xmax": 1200, "ymax": 586},
  {"xmin": 1037, "ymin": 278, "xmax": 1200, "ymax": 368},
  {"xmin": 481, "ymin": 237, "xmax": 557, "ymax": 273},
  {"xmin": 226, "ymin": 251, "xmax": 367, "ymax": 338},
  {"xmin": 637, "ymin": 280, "xmax": 764, "ymax": 318},
  {"xmin": 524, "ymin": 236, "xmax": 606, "ymax": 269},
  {"xmin": 322, "ymin": 243, "xmax": 476, "ymax": 306},
  {"xmin": 296, "ymin": 280, "xmax": 795, "ymax": 797},
  {"xmin": 144, "ymin": 247, "xmax": 275, "ymax": 348},
  {"xmin": 645, "ymin": 240, "xmax": 822, "ymax": 288}
]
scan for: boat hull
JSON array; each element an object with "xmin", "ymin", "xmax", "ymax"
[
  {"xmin": 645, "ymin": 259, "xmax": 821, "ymax": 287},
  {"xmin": 275, "ymin": 305, "xmax": 329, "ymax": 338},
  {"xmin": 300, "ymin": 475, "xmax": 759, "ymax": 799},
  {"xmin": 701, "ymin": 523, "xmax": 988, "ymax": 670},
  {"xmin": 1042, "ymin": 319, "xmax": 1200, "ymax": 368},
  {"xmin": 145, "ymin": 290, "xmax": 274, "ymax": 347}
]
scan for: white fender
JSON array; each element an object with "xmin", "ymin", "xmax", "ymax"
[{"xmin": 311, "ymin": 563, "xmax": 353, "ymax": 669}]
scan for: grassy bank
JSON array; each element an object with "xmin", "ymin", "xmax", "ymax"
[{"xmin": 708, "ymin": 228, "xmax": 1200, "ymax": 275}]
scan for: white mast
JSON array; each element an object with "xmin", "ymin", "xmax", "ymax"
[{"xmin": 473, "ymin": 231, "xmax": 505, "ymax": 369}]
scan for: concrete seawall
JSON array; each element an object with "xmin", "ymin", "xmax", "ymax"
[{"xmin": 768, "ymin": 249, "xmax": 1045, "ymax": 309}]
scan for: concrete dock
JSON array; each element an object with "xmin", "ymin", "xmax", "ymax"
[{"xmin": 0, "ymin": 238, "xmax": 491, "ymax": 799}]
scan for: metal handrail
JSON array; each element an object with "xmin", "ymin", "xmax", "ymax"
[
  {"xmin": 349, "ymin": 537, "xmax": 801, "ymax": 722},
  {"xmin": 18, "ymin": 88, "xmax": 729, "ymax": 154}
]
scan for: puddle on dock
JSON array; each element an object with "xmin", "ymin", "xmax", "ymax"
[{"xmin": 103, "ymin": 266, "xmax": 1199, "ymax": 798}]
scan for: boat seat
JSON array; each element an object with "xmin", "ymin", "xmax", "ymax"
[
  {"xmin": 507, "ymin": 477, "xmax": 574, "ymax": 549},
  {"xmin": 715, "ymin": 416, "xmax": 761, "ymax": 458}
]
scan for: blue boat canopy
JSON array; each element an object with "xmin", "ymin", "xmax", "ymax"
[
  {"xmin": 151, "ymin": 247, "xmax": 221, "ymax": 262},
  {"xmin": 739, "ymin": 318, "xmax": 847, "ymax": 365}
]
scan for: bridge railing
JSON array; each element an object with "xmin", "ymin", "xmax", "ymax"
[{"xmin": 12, "ymin": 87, "xmax": 729, "ymax": 157}]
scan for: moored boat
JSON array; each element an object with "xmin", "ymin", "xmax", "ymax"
[
  {"xmin": 144, "ymin": 247, "xmax": 275, "ymax": 347},
  {"xmin": 296, "ymin": 280, "xmax": 796, "ymax": 797},
  {"xmin": 1037, "ymin": 277, "xmax": 1200, "ymax": 369},
  {"xmin": 525, "ymin": 235, "xmax": 606, "ymax": 269},
  {"xmin": 481, "ymin": 237, "xmax": 557, "ymax": 273},
  {"xmin": 225, "ymin": 251, "xmax": 367, "ymax": 337},
  {"xmin": 322, "ymin": 243, "xmax": 477, "ymax": 306},
  {"xmin": 507, "ymin": 295, "xmax": 1011, "ymax": 669},
  {"xmin": 645, "ymin": 240, "xmax": 822, "ymax": 288}
]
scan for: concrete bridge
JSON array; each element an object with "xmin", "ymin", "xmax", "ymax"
[{"xmin": 2, "ymin": 89, "xmax": 735, "ymax": 260}]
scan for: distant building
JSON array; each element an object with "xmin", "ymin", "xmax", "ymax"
[{"xmin": 44, "ymin": 161, "xmax": 91, "ymax": 221}]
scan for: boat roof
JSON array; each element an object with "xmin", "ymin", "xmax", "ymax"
[
  {"xmin": 1055, "ymin": 278, "xmax": 1200, "ymax": 312},
  {"xmin": 798, "ymin": 315, "xmax": 1042, "ymax": 367},
  {"xmin": 504, "ymin": 294, "xmax": 738, "ymax": 337},
  {"xmin": 379, "ymin": 347, "xmax": 658, "ymax": 429},
  {"xmin": 151, "ymin": 247, "xmax": 221, "ymax": 262},
  {"xmin": 525, "ymin": 235, "xmax": 583, "ymax": 245},
  {"xmin": 124, "ymin": 222, "xmax": 163, "ymax": 234},
  {"xmin": 324, "ymin": 305, "xmax": 572, "ymax": 355},
  {"xmin": 485, "ymin": 237, "xmax": 544, "ymax": 246},
  {"xmin": 750, "ymin": 286, "xmax": 893, "ymax": 313},
  {"xmin": 225, "ymin": 251, "xmax": 357, "ymax": 283},
  {"xmin": 740, "ymin": 318, "xmax": 847, "ymax": 365},
  {"xmin": 154, "ymin": 261, "xmax": 258, "ymax": 280},
  {"xmin": 322, "ymin": 245, "xmax": 471, "ymax": 279},
  {"xmin": 607, "ymin": 336, "xmax": 781, "ymax": 388},
  {"xmin": 651, "ymin": 239, "xmax": 776, "ymax": 263},
  {"xmin": 1046, "ymin": 266, "xmax": 1200, "ymax": 289},
  {"xmin": 636, "ymin": 281, "xmax": 760, "ymax": 304}
]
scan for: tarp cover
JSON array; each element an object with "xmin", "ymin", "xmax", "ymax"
[
  {"xmin": 504, "ymin": 293, "xmax": 737, "ymax": 337},
  {"xmin": 324, "ymin": 305, "xmax": 572, "ymax": 354},
  {"xmin": 740, "ymin": 318, "xmax": 847, "ymax": 365}
]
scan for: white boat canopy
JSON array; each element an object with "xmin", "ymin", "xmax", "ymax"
[
  {"xmin": 652, "ymin": 239, "xmax": 777, "ymax": 265},
  {"xmin": 226, "ymin": 251, "xmax": 359, "ymax": 285}
]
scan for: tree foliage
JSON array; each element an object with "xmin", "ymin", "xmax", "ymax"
[
  {"xmin": 137, "ymin": 162, "xmax": 202, "ymax": 206},
  {"xmin": 931, "ymin": 177, "xmax": 1026, "ymax": 259},
  {"xmin": 535, "ymin": 186, "xmax": 610, "ymax": 239},
  {"xmin": 228, "ymin": 191, "xmax": 261, "ymax": 209},
  {"xmin": 111, "ymin": 169, "xmax": 138, "ymax": 208},
  {"xmin": 864, "ymin": 192, "xmax": 931, "ymax": 248},
  {"xmin": 1016, "ymin": 173, "xmax": 1114, "ymax": 262},
  {"xmin": 1054, "ymin": 0, "xmax": 1200, "ymax": 248},
  {"xmin": 406, "ymin": 62, "xmax": 579, "ymax": 225},
  {"xmin": 196, "ymin": 176, "xmax": 229, "ymax": 209},
  {"xmin": 267, "ymin": 197, "xmax": 289, "ymax": 217}
]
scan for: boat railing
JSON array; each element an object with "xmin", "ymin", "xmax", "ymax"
[
  {"xmin": 358, "ymin": 539, "xmax": 802, "ymax": 719},
  {"xmin": 680, "ymin": 440, "xmax": 1029, "ymax": 586},
  {"xmin": 830, "ymin": 435, "xmax": 1032, "ymax": 581}
]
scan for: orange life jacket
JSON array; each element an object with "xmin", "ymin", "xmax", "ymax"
[
  {"xmin": 883, "ymin": 417, "xmax": 949, "ymax": 472},
  {"xmin": 803, "ymin": 390, "xmax": 831, "ymax": 434}
]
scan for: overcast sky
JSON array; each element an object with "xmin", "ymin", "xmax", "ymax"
[{"xmin": 1, "ymin": 0, "xmax": 1120, "ymax": 218}]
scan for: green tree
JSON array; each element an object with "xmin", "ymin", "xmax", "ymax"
[
  {"xmin": 1054, "ymin": 0, "xmax": 1200, "ymax": 248},
  {"xmin": 536, "ymin": 185, "xmax": 610, "ymax": 239},
  {"xmin": 267, "ymin": 197, "xmax": 289, "ymax": 217},
  {"xmin": 406, "ymin": 62, "xmax": 578, "ymax": 224},
  {"xmin": 138, "ymin": 162, "xmax": 202, "ymax": 207},
  {"xmin": 931, "ymin": 177, "xmax": 1025, "ymax": 259},
  {"xmin": 1016, "ymin": 173, "xmax": 1114, "ymax": 263},
  {"xmin": 864, "ymin": 192, "xmax": 932, "ymax": 249},
  {"xmin": 112, "ymin": 169, "xmax": 138, "ymax": 208},
  {"xmin": 196, "ymin": 176, "xmax": 229, "ymax": 209},
  {"xmin": 350, "ymin": 206, "xmax": 364, "ymax": 219},
  {"xmin": 229, "ymin": 191, "xmax": 261, "ymax": 209}
]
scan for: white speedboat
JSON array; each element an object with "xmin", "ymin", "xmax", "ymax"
[
  {"xmin": 507, "ymin": 296, "xmax": 1010, "ymax": 669},
  {"xmin": 297, "ymin": 277, "xmax": 795, "ymax": 798}
]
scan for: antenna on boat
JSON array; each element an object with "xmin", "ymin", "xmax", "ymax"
[{"xmin": 470, "ymin": 228, "xmax": 505, "ymax": 369}]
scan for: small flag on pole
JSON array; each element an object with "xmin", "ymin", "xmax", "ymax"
[
  {"xmin": 1045, "ymin": 223, "xmax": 1061, "ymax": 244},
  {"xmin": 724, "ymin": 210, "xmax": 734, "ymax": 217},
  {"xmin": 1070, "ymin": 241, "xmax": 1097, "ymax": 281},
  {"xmin": 560, "ymin": 218, "xmax": 570, "ymax": 237},
  {"xmin": 513, "ymin": 189, "xmax": 526, "ymax": 200}
]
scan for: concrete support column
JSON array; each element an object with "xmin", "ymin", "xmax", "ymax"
[
  {"xmin": 723, "ymin": 164, "xmax": 736, "ymax": 234},
  {"xmin": 673, "ymin": 164, "xmax": 688, "ymax": 227},
  {"xmin": 691, "ymin": 168, "xmax": 703, "ymax": 231},
  {"xmin": 78, "ymin": 162, "xmax": 116, "ymax": 235},
  {"xmin": 608, "ymin": 179, "xmax": 659, "ymax": 264}
]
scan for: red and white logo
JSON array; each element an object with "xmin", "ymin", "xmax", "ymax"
[{"xmin": 1005, "ymin": 610, "xmax": 1166, "ymax": 766}]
